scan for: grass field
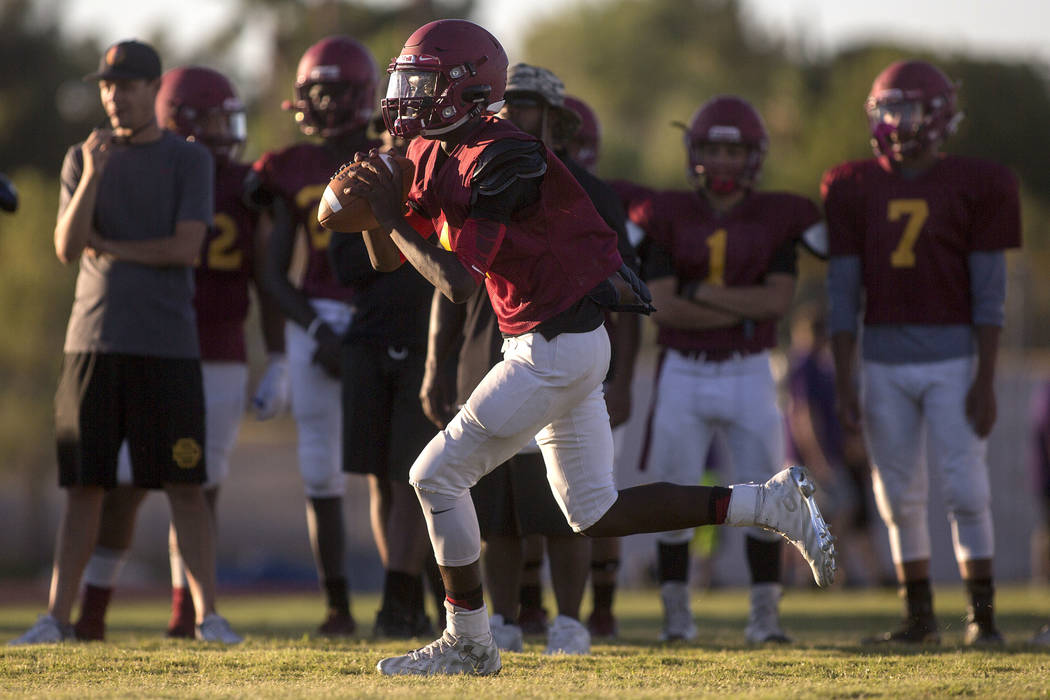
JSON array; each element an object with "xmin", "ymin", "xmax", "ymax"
[{"xmin": 2, "ymin": 585, "xmax": 1050, "ymax": 698}]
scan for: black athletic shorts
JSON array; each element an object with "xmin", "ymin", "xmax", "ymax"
[
  {"xmin": 472, "ymin": 451, "xmax": 575, "ymax": 538},
  {"xmin": 341, "ymin": 342, "xmax": 437, "ymax": 481},
  {"xmin": 55, "ymin": 352, "xmax": 206, "ymax": 489}
]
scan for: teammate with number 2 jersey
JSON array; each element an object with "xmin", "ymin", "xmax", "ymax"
[{"xmin": 825, "ymin": 60, "xmax": 1021, "ymax": 646}]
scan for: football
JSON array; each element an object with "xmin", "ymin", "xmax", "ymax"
[{"xmin": 317, "ymin": 153, "xmax": 415, "ymax": 232}]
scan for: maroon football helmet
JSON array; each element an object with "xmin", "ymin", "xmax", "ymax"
[
  {"xmin": 382, "ymin": 19, "xmax": 508, "ymax": 139},
  {"xmin": 284, "ymin": 35, "xmax": 377, "ymax": 138},
  {"xmin": 866, "ymin": 59, "xmax": 961, "ymax": 162},
  {"xmin": 564, "ymin": 95, "xmax": 601, "ymax": 171},
  {"xmin": 156, "ymin": 66, "xmax": 246, "ymax": 164},
  {"xmin": 685, "ymin": 95, "xmax": 768, "ymax": 194}
]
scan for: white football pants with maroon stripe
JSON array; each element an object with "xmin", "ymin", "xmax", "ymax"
[
  {"xmin": 861, "ymin": 356, "xmax": 994, "ymax": 565},
  {"xmin": 410, "ymin": 326, "xmax": 618, "ymax": 567}
]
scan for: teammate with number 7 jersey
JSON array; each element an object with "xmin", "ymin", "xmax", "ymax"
[{"xmin": 823, "ymin": 59, "xmax": 1021, "ymax": 645}]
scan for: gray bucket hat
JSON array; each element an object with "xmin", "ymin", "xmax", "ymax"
[{"xmin": 505, "ymin": 63, "xmax": 582, "ymax": 139}]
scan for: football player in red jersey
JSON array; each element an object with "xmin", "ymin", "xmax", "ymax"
[
  {"xmin": 346, "ymin": 19, "xmax": 834, "ymax": 676},
  {"xmin": 246, "ymin": 35, "xmax": 383, "ymax": 636},
  {"xmin": 67, "ymin": 65, "xmax": 285, "ymax": 642},
  {"xmin": 635, "ymin": 96, "xmax": 827, "ymax": 644},
  {"xmin": 824, "ymin": 60, "xmax": 1021, "ymax": 645}
]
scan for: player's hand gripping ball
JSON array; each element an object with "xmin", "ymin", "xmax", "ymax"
[{"xmin": 317, "ymin": 153, "xmax": 414, "ymax": 232}]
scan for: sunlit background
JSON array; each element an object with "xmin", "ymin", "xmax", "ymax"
[{"xmin": 2, "ymin": 0, "xmax": 1048, "ymax": 592}]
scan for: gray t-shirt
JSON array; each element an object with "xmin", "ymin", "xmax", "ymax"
[{"xmin": 60, "ymin": 131, "xmax": 213, "ymax": 358}]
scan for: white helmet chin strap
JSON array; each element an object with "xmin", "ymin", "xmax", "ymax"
[{"xmin": 420, "ymin": 100, "xmax": 505, "ymax": 137}]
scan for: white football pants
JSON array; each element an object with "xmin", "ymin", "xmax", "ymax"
[
  {"xmin": 410, "ymin": 326, "xmax": 617, "ymax": 567},
  {"xmin": 286, "ymin": 298, "xmax": 353, "ymax": 498},
  {"xmin": 861, "ymin": 356, "xmax": 994, "ymax": 565},
  {"xmin": 649, "ymin": 349, "xmax": 784, "ymax": 545}
]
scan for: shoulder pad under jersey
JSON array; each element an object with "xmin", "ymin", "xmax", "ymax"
[{"xmin": 471, "ymin": 140, "xmax": 547, "ymax": 197}]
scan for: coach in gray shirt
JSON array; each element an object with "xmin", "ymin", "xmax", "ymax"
[{"xmin": 10, "ymin": 39, "xmax": 238, "ymax": 645}]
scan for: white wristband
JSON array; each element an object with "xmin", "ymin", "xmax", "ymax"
[{"xmin": 305, "ymin": 317, "xmax": 325, "ymax": 339}]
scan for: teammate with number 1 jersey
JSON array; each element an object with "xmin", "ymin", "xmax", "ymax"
[
  {"xmin": 636, "ymin": 95, "xmax": 823, "ymax": 644},
  {"xmin": 824, "ymin": 60, "xmax": 1021, "ymax": 646}
]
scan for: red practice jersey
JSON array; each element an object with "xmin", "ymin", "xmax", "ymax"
[
  {"xmin": 405, "ymin": 116, "xmax": 622, "ymax": 335},
  {"xmin": 822, "ymin": 155, "xmax": 1021, "ymax": 325},
  {"xmin": 252, "ymin": 140, "xmax": 378, "ymax": 303},
  {"xmin": 194, "ymin": 162, "xmax": 257, "ymax": 362},
  {"xmin": 639, "ymin": 189, "xmax": 819, "ymax": 354}
]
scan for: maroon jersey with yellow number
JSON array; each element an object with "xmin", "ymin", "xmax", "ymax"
[
  {"xmin": 194, "ymin": 161, "xmax": 257, "ymax": 363},
  {"xmin": 252, "ymin": 140, "xmax": 378, "ymax": 303},
  {"xmin": 405, "ymin": 116, "xmax": 622, "ymax": 335},
  {"xmin": 822, "ymin": 155, "xmax": 1020, "ymax": 325},
  {"xmin": 638, "ymin": 189, "xmax": 819, "ymax": 354}
]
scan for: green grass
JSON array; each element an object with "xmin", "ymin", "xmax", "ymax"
[{"xmin": 2, "ymin": 585, "xmax": 1050, "ymax": 698}]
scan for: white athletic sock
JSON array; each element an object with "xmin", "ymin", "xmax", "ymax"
[
  {"xmin": 725, "ymin": 484, "xmax": 760, "ymax": 527},
  {"xmin": 445, "ymin": 600, "xmax": 492, "ymax": 640},
  {"xmin": 82, "ymin": 546, "xmax": 128, "ymax": 588}
]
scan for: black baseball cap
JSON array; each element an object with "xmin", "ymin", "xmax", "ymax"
[{"xmin": 84, "ymin": 40, "xmax": 162, "ymax": 82}]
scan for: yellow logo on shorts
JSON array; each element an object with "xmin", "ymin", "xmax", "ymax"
[{"xmin": 172, "ymin": 438, "xmax": 202, "ymax": 469}]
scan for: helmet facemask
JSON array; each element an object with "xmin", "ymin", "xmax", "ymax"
[
  {"xmin": 382, "ymin": 61, "xmax": 502, "ymax": 139},
  {"xmin": 866, "ymin": 93, "xmax": 960, "ymax": 162},
  {"xmin": 689, "ymin": 135, "xmax": 763, "ymax": 195},
  {"xmin": 172, "ymin": 99, "xmax": 246, "ymax": 165}
]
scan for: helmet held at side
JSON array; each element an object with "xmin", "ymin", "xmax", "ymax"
[
  {"xmin": 866, "ymin": 59, "xmax": 961, "ymax": 162},
  {"xmin": 285, "ymin": 35, "xmax": 378, "ymax": 138},
  {"xmin": 382, "ymin": 19, "xmax": 508, "ymax": 139},
  {"xmin": 685, "ymin": 95, "xmax": 768, "ymax": 194},
  {"xmin": 155, "ymin": 66, "xmax": 246, "ymax": 164}
]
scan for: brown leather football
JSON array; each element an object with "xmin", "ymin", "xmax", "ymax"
[{"xmin": 317, "ymin": 154, "xmax": 415, "ymax": 232}]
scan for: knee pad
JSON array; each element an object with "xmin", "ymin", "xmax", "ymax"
[
  {"xmin": 415, "ymin": 486, "xmax": 481, "ymax": 567},
  {"xmin": 872, "ymin": 470, "xmax": 930, "ymax": 563},
  {"xmin": 947, "ymin": 490, "xmax": 994, "ymax": 561}
]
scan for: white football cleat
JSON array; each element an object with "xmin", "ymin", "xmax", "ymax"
[
  {"xmin": 489, "ymin": 614, "xmax": 523, "ymax": 652},
  {"xmin": 727, "ymin": 466, "xmax": 836, "ymax": 587},
  {"xmin": 377, "ymin": 630, "xmax": 501, "ymax": 676},
  {"xmin": 745, "ymin": 583, "xmax": 792, "ymax": 644},
  {"xmin": 544, "ymin": 615, "xmax": 590, "ymax": 655},
  {"xmin": 195, "ymin": 614, "xmax": 242, "ymax": 644},
  {"xmin": 8, "ymin": 614, "xmax": 73, "ymax": 646},
  {"xmin": 658, "ymin": 581, "xmax": 698, "ymax": 642}
]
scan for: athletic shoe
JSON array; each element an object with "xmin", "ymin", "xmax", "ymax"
[
  {"xmin": 544, "ymin": 615, "xmax": 591, "ymax": 655},
  {"xmin": 745, "ymin": 583, "xmax": 792, "ymax": 644},
  {"xmin": 658, "ymin": 581, "xmax": 697, "ymax": 642},
  {"xmin": 489, "ymin": 614, "xmax": 523, "ymax": 652},
  {"xmin": 8, "ymin": 614, "xmax": 73, "ymax": 646},
  {"xmin": 586, "ymin": 608, "xmax": 618, "ymax": 639},
  {"xmin": 517, "ymin": 604, "xmax": 549, "ymax": 635},
  {"xmin": 195, "ymin": 614, "xmax": 242, "ymax": 644},
  {"xmin": 862, "ymin": 615, "xmax": 940, "ymax": 644},
  {"xmin": 1030, "ymin": 622, "xmax": 1050, "ymax": 646},
  {"xmin": 964, "ymin": 620, "xmax": 1004, "ymax": 646},
  {"xmin": 376, "ymin": 629, "xmax": 501, "ymax": 676},
  {"xmin": 727, "ymin": 466, "xmax": 836, "ymax": 587},
  {"xmin": 318, "ymin": 610, "xmax": 356, "ymax": 637}
]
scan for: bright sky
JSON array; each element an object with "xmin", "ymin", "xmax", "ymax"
[{"xmin": 58, "ymin": 0, "xmax": 1050, "ymax": 85}]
